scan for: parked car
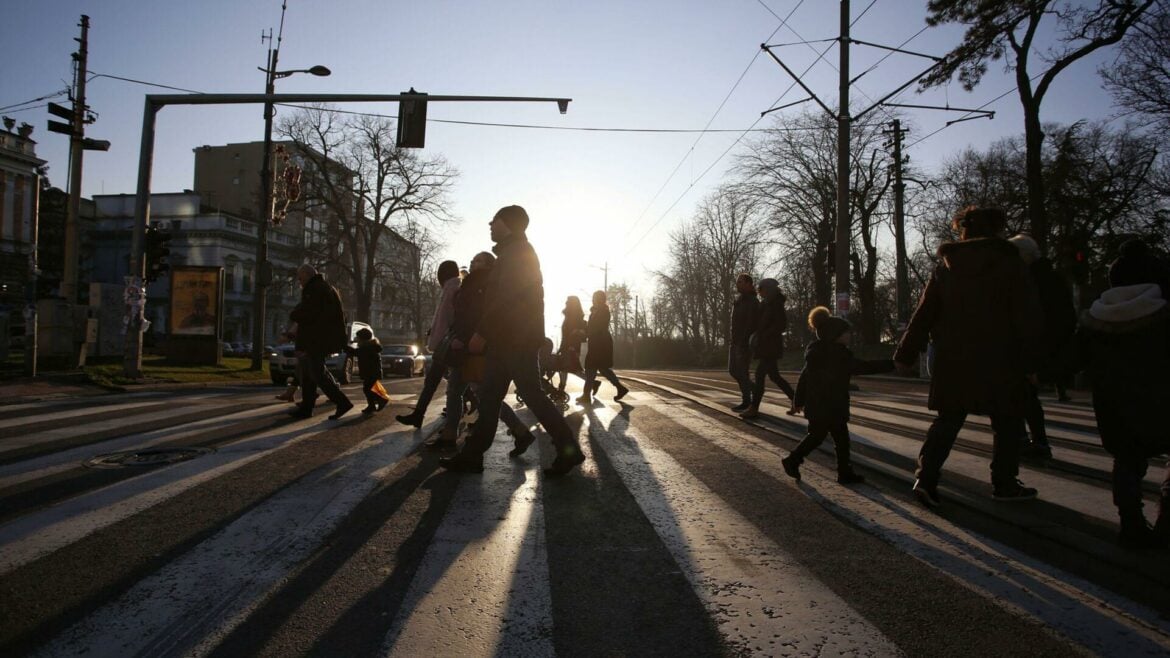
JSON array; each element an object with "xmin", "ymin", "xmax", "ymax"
[
  {"xmin": 268, "ymin": 346, "xmax": 346, "ymax": 385},
  {"xmin": 381, "ymin": 344, "xmax": 426, "ymax": 377},
  {"xmin": 221, "ymin": 341, "xmax": 233, "ymax": 356}
]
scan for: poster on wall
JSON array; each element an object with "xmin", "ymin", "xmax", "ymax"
[{"xmin": 170, "ymin": 266, "xmax": 223, "ymax": 337}]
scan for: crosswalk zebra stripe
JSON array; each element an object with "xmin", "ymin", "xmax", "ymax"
[
  {"xmin": 659, "ymin": 403, "xmax": 1170, "ymax": 653},
  {"xmin": 587, "ymin": 404, "xmax": 901, "ymax": 655},
  {"xmin": 0, "ymin": 416, "xmax": 333, "ymax": 575},
  {"xmin": 0, "ymin": 400, "xmax": 173, "ymax": 431},
  {"xmin": 33, "ymin": 424, "xmax": 429, "ymax": 658},
  {"xmin": 383, "ymin": 429, "xmax": 554, "ymax": 657}
]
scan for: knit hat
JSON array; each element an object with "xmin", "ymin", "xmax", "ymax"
[
  {"xmin": 1109, "ymin": 239, "xmax": 1163, "ymax": 288},
  {"xmin": 807, "ymin": 305, "xmax": 851, "ymax": 342},
  {"xmin": 1008, "ymin": 233, "xmax": 1041, "ymax": 264},
  {"xmin": 495, "ymin": 205, "xmax": 530, "ymax": 233}
]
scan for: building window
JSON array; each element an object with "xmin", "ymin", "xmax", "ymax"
[{"xmin": 243, "ymin": 266, "xmax": 253, "ymax": 293}]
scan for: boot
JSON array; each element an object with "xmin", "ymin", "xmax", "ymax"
[
  {"xmin": 614, "ymin": 384, "xmax": 630, "ymax": 401},
  {"xmin": 1119, "ymin": 510, "xmax": 1166, "ymax": 549},
  {"xmin": 396, "ymin": 409, "xmax": 424, "ymax": 428},
  {"xmin": 544, "ymin": 444, "xmax": 586, "ymax": 477},
  {"xmin": 739, "ymin": 405, "xmax": 759, "ymax": 419},
  {"xmin": 837, "ymin": 467, "xmax": 865, "ymax": 485},
  {"xmin": 509, "ymin": 429, "xmax": 536, "ymax": 458},
  {"xmin": 731, "ymin": 399, "xmax": 751, "ymax": 413},
  {"xmin": 780, "ymin": 455, "xmax": 801, "ymax": 480}
]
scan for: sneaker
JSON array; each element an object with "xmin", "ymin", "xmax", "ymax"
[
  {"xmin": 992, "ymin": 479, "xmax": 1038, "ymax": 502},
  {"xmin": 780, "ymin": 456, "xmax": 801, "ymax": 480},
  {"xmin": 396, "ymin": 411, "xmax": 424, "ymax": 428},
  {"xmin": 739, "ymin": 406, "xmax": 759, "ymax": 419},
  {"xmin": 439, "ymin": 452, "xmax": 484, "ymax": 473},
  {"xmin": 913, "ymin": 479, "xmax": 940, "ymax": 508},
  {"xmin": 509, "ymin": 430, "xmax": 536, "ymax": 458},
  {"xmin": 837, "ymin": 472, "xmax": 865, "ymax": 485},
  {"xmin": 544, "ymin": 448, "xmax": 586, "ymax": 477},
  {"xmin": 731, "ymin": 401, "xmax": 752, "ymax": 412},
  {"xmin": 329, "ymin": 400, "xmax": 355, "ymax": 420}
]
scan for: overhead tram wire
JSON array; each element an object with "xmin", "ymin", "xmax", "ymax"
[
  {"xmin": 0, "ymin": 88, "xmax": 70, "ymax": 113},
  {"xmin": 904, "ymin": 71, "xmax": 1048, "ymax": 152},
  {"xmin": 616, "ymin": 0, "xmax": 808, "ymax": 242}
]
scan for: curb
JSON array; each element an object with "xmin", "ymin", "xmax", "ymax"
[{"xmin": 622, "ymin": 374, "xmax": 1167, "ymax": 590}]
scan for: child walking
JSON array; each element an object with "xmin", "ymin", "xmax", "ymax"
[
  {"xmin": 781, "ymin": 307, "xmax": 894, "ymax": 484},
  {"xmin": 345, "ymin": 328, "xmax": 386, "ymax": 414}
]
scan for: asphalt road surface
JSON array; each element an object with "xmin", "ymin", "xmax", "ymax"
[{"xmin": 0, "ymin": 368, "xmax": 1167, "ymax": 657}]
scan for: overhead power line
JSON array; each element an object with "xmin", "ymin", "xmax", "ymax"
[{"xmin": 0, "ymin": 88, "xmax": 70, "ymax": 113}]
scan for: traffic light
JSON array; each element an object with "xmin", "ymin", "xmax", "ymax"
[
  {"xmin": 396, "ymin": 89, "xmax": 428, "ymax": 149},
  {"xmin": 144, "ymin": 225, "xmax": 173, "ymax": 282}
]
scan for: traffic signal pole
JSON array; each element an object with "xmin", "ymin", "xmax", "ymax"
[
  {"xmin": 834, "ymin": 0, "xmax": 851, "ymax": 316},
  {"xmin": 122, "ymin": 91, "xmax": 571, "ymax": 378},
  {"xmin": 61, "ymin": 14, "xmax": 89, "ymax": 304}
]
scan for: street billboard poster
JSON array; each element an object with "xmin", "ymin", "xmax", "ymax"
[{"xmin": 170, "ymin": 266, "xmax": 223, "ymax": 337}]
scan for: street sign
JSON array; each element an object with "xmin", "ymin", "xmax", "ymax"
[
  {"xmin": 47, "ymin": 120, "xmax": 76, "ymax": 136},
  {"xmin": 47, "ymin": 102, "xmax": 74, "ymax": 120}
]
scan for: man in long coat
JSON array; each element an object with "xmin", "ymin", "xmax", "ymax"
[
  {"xmin": 289, "ymin": 264, "xmax": 354, "ymax": 420},
  {"xmin": 895, "ymin": 207, "xmax": 1043, "ymax": 507}
]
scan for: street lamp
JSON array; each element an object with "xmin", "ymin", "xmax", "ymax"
[{"xmin": 250, "ymin": 49, "xmax": 330, "ymax": 370}]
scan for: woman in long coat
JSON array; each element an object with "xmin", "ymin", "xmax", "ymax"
[
  {"xmin": 578, "ymin": 290, "xmax": 630, "ymax": 404},
  {"xmin": 557, "ymin": 296, "xmax": 587, "ymax": 393}
]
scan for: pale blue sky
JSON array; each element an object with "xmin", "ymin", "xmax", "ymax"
[{"xmin": 2, "ymin": 0, "xmax": 1122, "ymax": 326}]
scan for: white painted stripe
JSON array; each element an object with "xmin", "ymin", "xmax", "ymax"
[
  {"xmin": 0, "ymin": 400, "xmax": 169, "ymax": 431},
  {"xmin": 0, "ymin": 405, "xmax": 281, "ymax": 490},
  {"xmin": 0, "ymin": 413, "xmax": 442, "ymax": 575},
  {"xmin": 652, "ymin": 402, "xmax": 1170, "ymax": 654},
  {"xmin": 586, "ymin": 404, "xmax": 900, "ymax": 655},
  {"xmin": 35, "ymin": 425, "xmax": 428, "ymax": 658},
  {"xmin": 383, "ymin": 431, "xmax": 554, "ymax": 657}
]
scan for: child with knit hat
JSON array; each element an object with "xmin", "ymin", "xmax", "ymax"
[{"xmin": 781, "ymin": 306, "xmax": 895, "ymax": 484}]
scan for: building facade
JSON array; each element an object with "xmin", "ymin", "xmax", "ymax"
[{"xmin": 0, "ymin": 119, "xmax": 45, "ymax": 310}]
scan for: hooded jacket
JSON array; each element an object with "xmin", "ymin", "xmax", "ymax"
[
  {"xmin": 289, "ymin": 273, "xmax": 347, "ymax": 356},
  {"xmin": 894, "ymin": 237, "xmax": 1042, "ymax": 415},
  {"xmin": 476, "ymin": 232, "xmax": 546, "ymax": 353},
  {"xmin": 1075, "ymin": 283, "xmax": 1170, "ymax": 457},
  {"xmin": 794, "ymin": 340, "xmax": 894, "ymax": 423}
]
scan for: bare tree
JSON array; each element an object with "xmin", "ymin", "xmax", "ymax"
[
  {"xmin": 921, "ymin": 0, "xmax": 1156, "ymax": 252},
  {"xmin": 279, "ymin": 106, "xmax": 458, "ymax": 324},
  {"xmin": 1102, "ymin": 2, "xmax": 1170, "ymax": 135}
]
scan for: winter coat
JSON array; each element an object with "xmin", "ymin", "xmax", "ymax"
[
  {"xmin": 427, "ymin": 276, "xmax": 462, "ymax": 353},
  {"xmin": 477, "ymin": 233, "xmax": 546, "ymax": 354},
  {"xmin": 448, "ymin": 268, "xmax": 491, "ymax": 366},
  {"xmin": 751, "ymin": 292, "xmax": 787, "ymax": 359},
  {"xmin": 794, "ymin": 340, "xmax": 894, "ymax": 424},
  {"xmin": 894, "ymin": 237, "xmax": 1043, "ymax": 416},
  {"xmin": 730, "ymin": 291, "xmax": 761, "ymax": 349},
  {"xmin": 345, "ymin": 339, "xmax": 383, "ymax": 380},
  {"xmin": 584, "ymin": 305, "xmax": 614, "ymax": 370},
  {"xmin": 1030, "ymin": 257, "xmax": 1077, "ymax": 382},
  {"xmin": 1074, "ymin": 283, "xmax": 1170, "ymax": 458},
  {"xmin": 289, "ymin": 274, "xmax": 348, "ymax": 356},
  {"xmin": 561, "ymin": 311, "xmax": 586, "ymax": 352}
]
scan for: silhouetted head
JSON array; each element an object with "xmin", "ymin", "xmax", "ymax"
[
  {"xmin": 1008, "ymin": 233, "xmax": 1041, "ymax": 264},
  {"xmin": 469, "ymin": 251, "xmax": 495, "ymax": 273},
  {"xmin": 356, "ymin": 328, "xmax": 373, "ymax": 341},
  {"xmin": 808, "ymin": 305, "xmax": 851, "ymax": 344},
  {"xmin": 736, "ymin": 273, "xmax": 754, "ymax": 294},
  {"xmin": 756, "ymin": 277, "xmax": 780, "ymax": 300},
  {"xmin": 592, "ymin": 290, "xmax": 607, "ymax": 308},
  {"xmin": 1109, "ymin": 239, "xmax": 1165, "ymax": 289},
  {"xmin": 564, "ymin": 295, "xmax": 583, "ymax": 316},
  {"xmin": 491, "ymin": 205, "xmax": 529, "ymax": 242},
  {"xmin": 296, "ymin": 264, "xmax": 317, "ymax": 286},
  {"xmin": 951, "ymin": 206, "xmax": 1007, "ymax": 240},
  {"xmin": 437, "ymin": 260, "xmax": 460, "ymax": 284}
]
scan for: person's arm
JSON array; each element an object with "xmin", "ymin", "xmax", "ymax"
[
  {"xmin": 894, "ymin": 268, "xmax": 942, "ymax": 366},
  {"xmin": 793, "ymin": 366, "xmax": 810, "ymax": 412}
]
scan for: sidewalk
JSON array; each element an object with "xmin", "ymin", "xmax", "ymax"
[{"xmin": 0, "ymin": 373, "xmax": 271, "ymax": 406}]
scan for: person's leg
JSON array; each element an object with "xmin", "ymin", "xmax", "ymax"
[
  {"xmin": 765, "ymin": 358, "xmax": 796, "ymax": 399},
  {"xmin": 310, "ymin": 352, "xmax": 351, "ymax": 412},
  {"xmin": 1113, "ymin": 453, "xmax": 1160, "ymax": 546},
  {"xmin": 916, "ymin": 410, "xmax": 966, "ymax": 489},
  {"xmin": 828, "ymin": 423, "xmax": 862, "ymax": 482},
  {"xmin": 728, "ymin": 346, "xmax": 752, "ymax": 408},
  {"xmin": 749, "ymin": 359, "xmax": 767, "ymax": 407},
  {"xmin": 414, "ymin": 352, "xmax": 448, "ymax": 414},
  {"xmin": 1022, "ymin": 383, "xmax": 1050, "ymax": 450},
  {"xmin": 579, "ymin": 367, "xmax": 598, "ymax": 403},
  {"xmin": 788, "ymin": 419, "xmax": 830, "ymax": 464},
  {"xmin": 449, "ymin": 352, "xmax": 511, "ymax": 459},
  {"xmin": 299, "ymin": 353, "xmax": 323, "ymax": 412},
  {"xmin": 557, "ymin": 369, "xmax": 568, "ymax": 392},
  {"xmin": 443, "ymin": 366, "xmax": 467, "ymax": 433},
  {"xmin": 362, "ymin": 377, "xmax": 379, "ymax": 409},
  {"xmin": 988, "ymin": 413, "xmax": 1027, "ymax": 489},
  {"xmin": 509, "ymin": 349, "xmax": 581, "ymax": 470}
]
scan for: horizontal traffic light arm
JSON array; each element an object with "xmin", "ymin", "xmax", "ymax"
[{"xmin": 141, "ymin": 92, "xmax": 571, "ymax": 111}]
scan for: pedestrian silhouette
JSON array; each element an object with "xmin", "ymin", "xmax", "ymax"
[
  {"xmin": 396, "ymin": 260, "xmax": 461, "ymax": 428},
  {"xmin": 345, "ymin": 328, "xmax": 385, "ymax": 414},
  {"xmin": 579, "ymin": 290, "xmax": 629, "ymax": 405},
  {"xmin": 439, "ymin": 205, "xmax": 585, "ymax": 476},
  {"xmin": 740, "ymin": 278, "xmax": 795, "ymax": 419},
  {"xmin": 895, "ymin": 207, "xmax": 1043, "ymax": 507},
  {"xmin": 288, "ymin": 264, "xmax": 354, "ymax": 420},
  {"xmin": 557, "ymin": 296, "xmax": 586, "ymax": 394}
]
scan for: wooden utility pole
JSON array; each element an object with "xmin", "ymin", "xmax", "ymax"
[
  {"xmin": 884, "ymin": 119, "xmax": 910, "ymax": 328},
  {"xmin": 60, "ymin": 15, "xmax": 89, "ymax": 304},
  {"xmin": 834, "ymin": 0, "xmax": 851, "ymax": 317}
]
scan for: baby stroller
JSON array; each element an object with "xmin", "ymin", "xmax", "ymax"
[{"xmin": 516, "ymin": 338, "xmax": 571, "ymax": 410}]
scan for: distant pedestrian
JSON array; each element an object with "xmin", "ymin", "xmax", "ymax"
[
  {"xmin": 781, "ymin": 307, "xmax": 894, "ymax": 484},
  {"xmin": 895, "ymin": 207, "xmax": 1043, "ymax": 507},
  {"xmin": 439, "ymin": 205, "xmax": 585, "ymax": 476},
  {"xmin": 557, "ymin": 296, "xmax": 587, "ymax": 393},
  {"xmin": 396, "ymin": 260, "xmax": 461, "ymax": 428},
  {"xmin": 1073, "ymin": 239, "xmax": 1170, "ymax": 548},
  {"xmin": 289, "ymin": 264, "xmax": 354, "ymax": 420},
  {"xmin": 431, "ymin": 250, "xmax": 536, "ymax": 454},
  {"xmin": 578, "ymin": 290, "xmax": 630, "ymax": 405},
  {"xmin": 740, "ymin": 278, "xmax": 795, "ymax": 419},
  {"xmin": 345, "ymin": 328, "xmax": 386, "ymax": 414},
  {"xmin": 728, "ymin": 273, "xmax": 761, "ymax": 412},
  {"xmin": 1009, "ymin": 233, "xmax": 1077, "ymax": 459}
]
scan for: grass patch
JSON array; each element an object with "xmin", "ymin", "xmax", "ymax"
[{"xmin": 83, "ymin": 356, "xmax": 270, "ymax": 387}]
